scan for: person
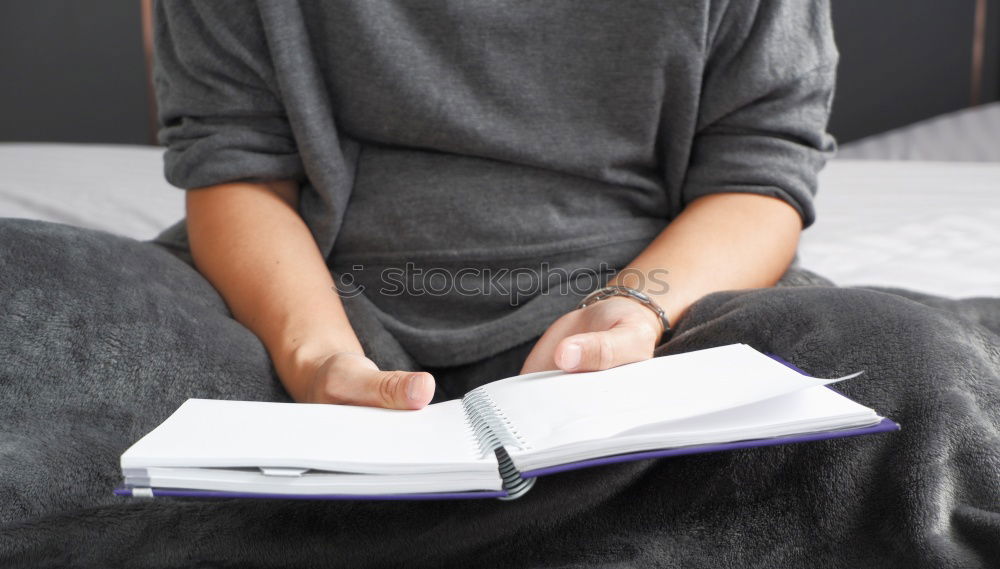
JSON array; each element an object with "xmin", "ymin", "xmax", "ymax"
[
  {"xmin": 3, "ymin": 3, "xmax": 999, "ymax": 565},
  {"xmin": 151, "ymin": 0, "xmax": 837, "ymax": 409}
]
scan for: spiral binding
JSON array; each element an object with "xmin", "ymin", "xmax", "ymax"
[
  {"xmin": 462, "ymin": 387, "xmax": 535, "ymax": 500},
  {"xmin": 461, "ymin": 387, "xmax": 529, "ymax": 455},
  {"xmin": 493, "ymin": 446, "xmax": 535, "ymax": 500}
]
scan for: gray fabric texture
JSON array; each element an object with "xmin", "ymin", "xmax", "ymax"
[
  {"xmin": 2, "ymin": 219, "xmax": 999, "ymax": 567},
  {"xmin": 152, "ymin": 0, "xmax": 838, "ymax": 367}
]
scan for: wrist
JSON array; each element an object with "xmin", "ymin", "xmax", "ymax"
[
  {"xmin": 578, "ymin": 285, "xmax": 672, "ymax": 343},
  {"xmin": 642, "ymin": 291, "xmax": 689, "ymax": 332},
  {"xmin": 608, "ymin": 273, "xmax": 692, "ymax": 332},
  {"xmin": 606, "ymin": 296, "xmax": 665, "ymax": 342},
  {"xmin": 272, "ymin": 334, "xmax": 366, "ymax": 400}
]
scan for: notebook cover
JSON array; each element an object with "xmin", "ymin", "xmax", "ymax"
[
  {"xmin": 519, "ymin": 417, "xmax": 899, "ymax": 479},
  {"xmin": 114, "ymin": 420, "xmax": 897, "ymax": 501},
  {"xmin": 114, "ymin": 350, "xmax": 898, "ymax": 501},
  {"xmin": 520, "ymin": 352, "xmax": 900, "ymax": 478},
  {"xmin": 113, "ymin": 487, "xmax": 508, "ymax": 500}
]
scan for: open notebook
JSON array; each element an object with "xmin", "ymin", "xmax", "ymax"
[{"xmin": 117, "ymin": 344, "xmax": 898, "ymax": 500}]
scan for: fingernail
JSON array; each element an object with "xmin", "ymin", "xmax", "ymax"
[
  {"xmin": 407, "ymin": 374, "xmax": 424, "ymax": 401},
  {"xmin": 560, "ymin": 343, "xmax": 582, "ymax": 370}
]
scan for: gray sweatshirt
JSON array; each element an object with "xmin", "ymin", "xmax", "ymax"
[{"xmin": 153, "ymin": 0, "xmax": 837, "ymax": 368}]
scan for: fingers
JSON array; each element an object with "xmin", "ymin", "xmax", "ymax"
[
  {"xmin": 521, "ymin": 302, "xmax": 660, "ymax": 374},
  {"xmin": 519, "ymin": 331, "xmax": 564, "ymax": 374},
  {"xmin": 554, "ymin": 324, "xmax": 656, "ymax": 373},
  {"xmin": 346, "ymin": 369, "xmax": 437, "ymax": 410},
  {"xmin": 313, "ymin": 354, "xmax": 436, "ymax": 409},
  {"xmin": 376, "ymin": 370, "xmax": 435, "ymax": 410}
]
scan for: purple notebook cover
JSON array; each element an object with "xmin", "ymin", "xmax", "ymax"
[
  {"xmin": 520, "ymin": 417, "xmax": 899, "ymax": 479},
  {"xmin": 115, "ymin": 351, "xmax": 899, "ymax": 501},
  {"xmin": 113, "ymin": 487, "xmax": 507, "ymax": 500}
]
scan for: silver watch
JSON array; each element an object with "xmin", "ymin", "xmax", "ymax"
[{"xmin": 577, "ymin": 285, "xmax": 672, "ymax": 344}]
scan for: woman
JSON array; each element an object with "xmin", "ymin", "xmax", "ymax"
[
  {"xmin": 2, "ymin": 1, "xmax": 997, "ymax": 567},
  {"xmin": 154, "ymin": 0, "xmax": 835, "ymax": 407}
]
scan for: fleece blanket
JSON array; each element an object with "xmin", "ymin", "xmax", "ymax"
[{"xmin": 0, "ymin": 219, "xmax": 998, "ymax": 568}]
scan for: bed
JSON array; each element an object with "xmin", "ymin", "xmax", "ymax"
[
  {"xmin": 2, "ymin": 102, "xmax": 999, "ymax": 298},
  {"xmin": 803, "ymin": 102, "xmax": 1000, "ymax": 298},
  {"xmin": 1, "ymin": 106, "xmax": 999, "ymax": 568}
]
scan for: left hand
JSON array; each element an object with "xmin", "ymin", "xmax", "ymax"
[{"xmin": 520, "ymin": 297, "xmax": 664, "ymax": 374}]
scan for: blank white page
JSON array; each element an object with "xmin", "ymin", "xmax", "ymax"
[
  {"xmin": 508, "ymin": 386, "xmax": 880, "ymax": 472},
  {"xmin": 121, "ymin": 399, "xmax": 493, "ymax": 475},
  {"xmin": 480, "ymin": 344, "xmax": 861, "ymax": 451},
  {"xmin": 617, "ymin": 385, "xmax": 877, "ymax": 439}
]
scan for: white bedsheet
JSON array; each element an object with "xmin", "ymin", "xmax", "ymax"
[
  {"xmin": 0, "ymin": 143, "xmax": 181, "ymax": 241},
  {"xmin": 800, "ymin": 160, "xmax": 1000, "ymax": 298},
  {"xmin": 0, "ymin": 143, "xmax": 997, "ymax": 298}
]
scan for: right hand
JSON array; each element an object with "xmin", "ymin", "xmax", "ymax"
[{"xmin": 303, "ymin": 352, "xmax": 436, "ymax": 410}]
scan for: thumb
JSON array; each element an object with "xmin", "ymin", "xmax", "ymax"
[
  {"xmin": 316, "ymin": 355, "xmax": 436, "ymax": 409},
  {"xmin": 364, "ymin": 369, "xmax": 436, "ymax": 410},
  {"xmin": 554, "ymin": 325, "xmax": 654, "ymax": 373}
]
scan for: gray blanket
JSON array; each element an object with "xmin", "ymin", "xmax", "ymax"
[{"xmin": 1, "ymin": 219, "xmax": 998, "ymax": 568}]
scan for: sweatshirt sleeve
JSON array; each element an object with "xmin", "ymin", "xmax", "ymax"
[
  {"xmin": 153, "ymin": 0, "xmax": 305, "ymax": 190},
  {"xmin": 682, "ymin": 0, "xmax": 838, "ymax": 228}
]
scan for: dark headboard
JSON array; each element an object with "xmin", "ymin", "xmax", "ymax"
[
  {"xmin": 0, "ymin": 0, "xmax": 997, "ymax": 145},
  {"xmin": 828, "ymin": 0, "xmax": 999, "ymax": 142}
]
